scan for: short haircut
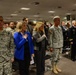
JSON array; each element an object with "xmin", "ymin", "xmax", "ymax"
[{"xmin": 22, "ymin": 17, "xmax": 28, "ymax": 21}]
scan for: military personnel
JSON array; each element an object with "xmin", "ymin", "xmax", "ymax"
[
  {"xmin": 68, "ymin": 20, "xmax": 76, "ymax": 61},
  {"xmin": 49, "ymin": 16, "xmax": 63, "ymax": 74},
  {"xmin": 6, "ymin": 21, "xmax": 18, "ymax": 71},
  {"xmin": 0, "ymin": 16, "xmax": 14, "ymax": 75},
  {"xmin": 6, "ymin": 21, "xmax": 16, "ymax": 35}
]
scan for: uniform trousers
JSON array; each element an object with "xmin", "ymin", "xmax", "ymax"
[{"xmin": 0, "ymin": 61, "xmax": 12, "ymax": 75}]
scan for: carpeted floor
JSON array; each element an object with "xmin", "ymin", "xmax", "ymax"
[{"xmin": 13, "ymin": 54, "xmax": 76, "ymax": 75}]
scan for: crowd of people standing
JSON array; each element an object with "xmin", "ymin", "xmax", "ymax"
[{"xmin": 0, "ymin": 15, "xmax": 76, "ymax": 75}]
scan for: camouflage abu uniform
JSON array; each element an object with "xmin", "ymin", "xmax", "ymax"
[
  {"xmin": 0, "ymin": 29, "xmax": 14, "ymax": 75},
  {"xmin": 49, "ymin": 25, "xmax": 63, "ymax": 62}
]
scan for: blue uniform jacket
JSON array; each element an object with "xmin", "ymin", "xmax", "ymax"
[{"xmin": 13, "ymin": 32, "xmax": 34, "ymax": 60}]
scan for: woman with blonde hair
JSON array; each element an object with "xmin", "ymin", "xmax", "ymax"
[
  {"xmin": 33, "ymin": 22, "xmax": 47, "ymax": 75},
  {"xmin": 13, "ymin": 21, "xmax": 34, "ymax": 75}
]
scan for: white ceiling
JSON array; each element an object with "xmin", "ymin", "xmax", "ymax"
[{"xmin": 0, "ymin": 0, "xmax": 76, "ymax": 21}]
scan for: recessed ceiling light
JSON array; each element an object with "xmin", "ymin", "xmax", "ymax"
[
  {"xmin": 11, "ymin": 14, "xmax": 18, "ymax": 16},
  {"xmin": 48, "ymin": 11, "xmax": 55, "ymax": 13},
  {"xmin": 21, "ymin": 7, "xmax": 30, "ymax": 10},
  {"xmin": 66, "ymin": 13, "xmax": 71, "ymax": 15},
  {"xmin": 33, "ymin": 15, "xmax": 39, "ymax": 17}
]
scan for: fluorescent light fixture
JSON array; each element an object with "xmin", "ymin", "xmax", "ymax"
[
  {"xmin": 48, "ymin": 11, "xmax": 55, "ymax": 13},
  {"xmin": 66, "ymin": 13, "xmax": 71, "ymax": 15},
  {"xmin": 21, "ymin": 7, "xmax": 30, "ymax": 10},
  {"xmin": 33, "ymin": 15, "xmax": 39, "ymax": 17},
  {"xmin": 11, "ymin": 14, "xmax": 18, "ymax": 16}
]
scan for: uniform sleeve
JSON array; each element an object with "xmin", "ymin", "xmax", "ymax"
[
  {"xmin": 9, "ymin": 32, "xmax": 15, "ymax": 59},
  {"xmin": 48, "ymin": 28, "xmax": 53, "ymax": 48}
]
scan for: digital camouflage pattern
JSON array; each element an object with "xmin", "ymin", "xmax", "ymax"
[{"xmin": 0, "ymin": 29, "xmax": 14, "ymax": 75}]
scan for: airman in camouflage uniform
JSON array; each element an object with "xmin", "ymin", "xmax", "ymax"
[
  {"xmin": 0, "ymin": 16, "xmax": 14, "ymax": 75},
  {"xmin": 49, "ymin": 16, "xmax": 63, "ymax": 74},
  {"xmin": 6, "ymin": 21, "xmax": 18, "ymax": 71}
]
